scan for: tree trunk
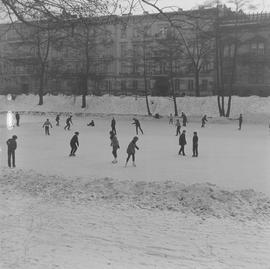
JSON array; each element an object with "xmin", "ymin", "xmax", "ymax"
[
  {"xmin": 170, "ymin": 77, "xmax": 178, "ymax": 116},
  {"xmin": 144, "ymin": 77, "xmax": 151, "ymax": 116},
  {"xmin": 38, "ymin": 66, "xmax": 45, "ymax": 105},
  {"xmin": 217, "ymin": 95, "xmax": 222, "ymax": 116},
  {"xmin": 81, "ymin": 75, "xmax": 87, "ymax": 108},
  {"xmin": 195, "ymin": 70, "xmax": 200, "ymax": 97},
  {"xmin": 226, "ymin": 95, "xmax": 232, "ymax": 117},
  {"xmin": 173, "ymin": 95, "xmax": 178, "ymax": 117}
]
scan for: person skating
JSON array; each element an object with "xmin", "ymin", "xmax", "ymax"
[
  {"xmin": 110, "ymin": 131, "xmax": 120, "ymax": 163},
  {"xmin": 15, "ymin": 112, "xmax": 20, "ymax": 127},
  {"xmin": 111, "ymin": 117, "xmax": 116, "ymax": 134},
  {"xmin": 238, "ymin": 114, "xmax": 243, "ymax": 130},
  {"xmin": 192, "ymin": 132, "xmax": 198, "ymax": 157},
  {"xmin": 180, "ymin": 112, "xmax": 188, "ymax": 127},
  {"xmin": 178, "ymin": 130, "xmax": 187, "ymax": 156},
  {"xmin": 169, "ymin": 113, "xmax": 173, "ymax": 125},
  {"xmin": 125, "ymin": 136, "xmax": 139, "ymax": 167},
  {"xmin": 175, "ymin": 119, "xmax": 181, "ymax": 136},
  {"xmin": 69, "ymin": 131, "xmax": 79, "ymax": 156},
  {"xmin": 6, "ymin": 135, "xmax": 17, "ymax": 168},
  {"xmin": 43, "ymin": 119, "xmax": 53, "ymax": 135},
  {"xmin": 56, "ymin": 114, "xmax": 60, "ymax": 126},
  {"xmin": 201, "ymin": 115, "xmax": 208, "ymax": 128},
  {"xmin": 87, "ymin": 120, "xmax": 95, "ymax": 127},
  {"xmin": 132, "ymin": 118, "xmax": 143, "ymax": 135},
  {"xmin": 64, "ymin": 115, "xmax": 73, "ymax": 130}
]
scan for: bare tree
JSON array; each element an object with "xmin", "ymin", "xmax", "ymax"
[{"xmin": 131, "ymin": 23, "xmax": 153, "ymax": 115}]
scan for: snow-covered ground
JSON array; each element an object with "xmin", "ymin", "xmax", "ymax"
[
  {"xmin": 0, "ymin": 95, "xmax": 270, "ymax": 268},
  {"xmin": 1, "ymin": 94, "xmax": 270, "ymax": 122}
]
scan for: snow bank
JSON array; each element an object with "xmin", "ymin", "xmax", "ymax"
[
  {"xmin": 1, "ymin": 94, "xmax": 270, "ymax": 119},
  {"xmin": 2, "ymin": 168, "xmax": 269, "ymax": 221}
]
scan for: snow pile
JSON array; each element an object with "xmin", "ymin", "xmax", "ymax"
[
  {"xmin": 1, "ymin": 94, "xmax": 270, "ymax": 119},
  {"xmin": 2, "ymin": 168, "xmax": 270, "ymax": 221}
]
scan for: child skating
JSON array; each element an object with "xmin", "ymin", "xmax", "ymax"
[
  {"xmin": 56, "ymin": 114, "xmax": 60, "ymax": 126},
  {"xmin": 169, "ymin": 113, "xmax": 173, "ymax": 125},
  {"xmin": 132, "ymin": 118, "xmax": 143, "ymax": 135},
  {"xmin": 64, "ymin": 115, "xmax": 73, "ymax": 130},
  {"xmin": 42, "ymin": 119, "xmax": 53, "ymax": 135},
  {"xmin": 201, "ymin": 115, "xmax": 207, "ymax": 128},
  {"xmin": 180, "ymin": 112, "xmax": 188, "ymax": 127},
  {"xmin": 175, "ymin": 119, "xmax": 181, "ymax": 136},
  {"xmin": 125, "ymin": 136, "xmax": 139, "ymax": 167},
  {"xmin": 110, "ymin": 131, "xmax": 120, "ymax": 163},
  {"xmin": 69, "ymin": 131, "xmax": 79, "ymax": 156},
  {"xmin": 111, "ymin": 117, "xmax": 116, "ymax": 134}
]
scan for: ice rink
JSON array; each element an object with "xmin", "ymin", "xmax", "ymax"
[{"xmin": 0, "ymin": 114, "xmax": 269, "ymax": 195}]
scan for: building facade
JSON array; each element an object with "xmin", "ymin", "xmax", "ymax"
[{"xmin": 0, "ymin": 8, "xmax": 269, "ymax": 97}]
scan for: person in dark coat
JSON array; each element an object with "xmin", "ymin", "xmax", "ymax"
[
  {"xmin": 69, "ymin": 132, "xmax": 79, "ymax": 156},
  {"xmin": 175, "ymin": 119, "xmax": 181, "ymax": 136},
  {"xmin": 178, "ymin": 130, "xmax": 187, "ymax": 156},
  {"xmin": 132, "ymin": 118, "xmax": 143, "ymax": 135},
  {"xmin": 42, "ymin": 119, "xmax": 53, "ymax": 135},
  {"xmin": 111, "ymin": 117, "xmax": 116, "ymax": 134},
  {"xmin": 125, "ymin": 136, "xmax": 139, "ymax": 167},
  {"xmin": 110, "ymin": 131, "xmax": 120, "ymax": 163},
  {"xmin": 56, "ymin": 114, "xmax": 60, "ymax": 126},
  {"xmin": 64, "ymin": 115, "xmax": 73, "ymax": 130},
  {"xmin": 238, "ymin": 114, "xmax": 243, "ymax": 130},
  {"xmin": 192, "ymin": 132, "xmax": 198, "ymax": 157},
  {"xmin": 201, "ymin": 115, "xmax": 208, "ymax": 128},
  {"xmin": 87, "ymin": 120, "xmax": 95, "ymax": 127},
  {"xmin": 180, "ymin": 112, "xmax": 188, "ymax": 127},
  {"xmin": 15, "ymin": 112, "xmax": 20, "ymax": 127},
  {"xmin": 6, "ymin": 135, "xmax": 17, "ymax": 168}
]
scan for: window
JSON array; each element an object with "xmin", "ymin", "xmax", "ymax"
[
  {"xmin": 248, "ymin": 64, "xmax": 264, "ymax": 84},
  {"xmin": 120, "ymin": 62, "xmax": 127, "ymax": 73},
  {"xmin": 188, "ymin": 80, "xmax": 194, "ymax": 90},
  {"xmin": 120, "ymin": 42, "xmax": 127, "ymax": 57},
  {"xmin": 250, "ymin": 40, "xmax": 265, "ymax": 56},
  {"xmin": 121, "ymin": 25, "xmax": 127, "ymax": 38},
  {"xmin": 175, "ymin": 79, "xmax": 180, "ymax": 91},
  {"xmin": 132, "ymin": 80, "xmax": 138, "ymax": 90},
  {"xmin": 121, "ymin": 80, "xmax": 127, "ymax": 93},
  {"xmin": 201, "ymin": 80, "xmax": 208, "ymax": 91},
  {"xmin": 223, "ymin": 44, "xmax": 235, "ymax": 57}
]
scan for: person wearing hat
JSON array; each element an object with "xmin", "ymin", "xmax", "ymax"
[
  {"xmin": 6, "ymin": 135, "xmax": 17, "ymax": 168},
  {"xmin": 125, "ymin": 136, "xmax": 139, "ymax": 167},
  {"xmin": 178, "ymin": 130, "xmax": 187, "ymax": 156},
  {"xmin": 69, "ymin": 132, "xmax": 79, "ymax": 156},
  {"xmin": 192, "ymin": 131, "xmax": 199, "ymax": 157}
]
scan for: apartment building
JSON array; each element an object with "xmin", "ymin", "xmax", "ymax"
[{"xmin": 0, "ymin": 7, "xmax": 269, "ymax": 97}]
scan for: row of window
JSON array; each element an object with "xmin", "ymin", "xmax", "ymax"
[{"xmin": 223, "ymin": 40, "xmax": 265, "ymax": 57}]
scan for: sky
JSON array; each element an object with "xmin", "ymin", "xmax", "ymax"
[{"xmin": 138, "ymin": 0, "xmax": 270, "ymax": 12}]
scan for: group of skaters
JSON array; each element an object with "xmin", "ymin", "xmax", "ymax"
[{"xmin": 5, "ymin": 111, "xmax": 244, "ymax": 168}]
